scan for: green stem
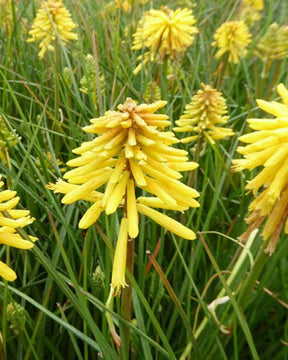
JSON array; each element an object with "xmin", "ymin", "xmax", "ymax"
[
  {"xmin": 121, "ymin": 237, "xmax": 134, "ymax": 359},
  {"xmin": 54, "ymin": 40, "xmax": 60, "ymax": 123},
  {"xmin": 160, "ymin": 56, "xmax": 169, "ymax": 99},
  {"xmin": 238, "ymin": 248, "xmax": 268, "ymax": 308},
  {"xmin": 216, "ymin": 53, "xmax": 229, "ymax": 90}
]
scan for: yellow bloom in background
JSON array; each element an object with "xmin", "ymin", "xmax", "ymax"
[
  {"xmin": 0, "ymin": 177, "xmax": 37, "ymax": 281},
  {"xmin": 0, "ymin": 0, "xmax": 13, "ymax": 34},
  {"xmin": 174, "ymin": 84, "xmax": 234, "ymax": 144},
  {"xmin": 27, "ymin": 0, "xmax": 78, "ymax": 59},
  {"xmin": 243, "ymin": 0, "xmax": 263, "ymax": 11},
  {"xmin": 132, "ymin": 7, "xmax": 198, "ymax": 73},
  {"xmin": 212, "ymin": 21, "xmax": 252, "ymax": 63},
  {"xmin": 48, "ymin": 98, "xmax": 199, "ymax": 294},
  {"xmin": 255, "ymin": 23, "xmax": 288, "ymax": 64},
  {"xmin": 239, "ymin": 4, "xmax": 262, "ymax": 25},
  {"xmin": 232, "ymin": 83, "xmax": 288, "ymax": 254}
]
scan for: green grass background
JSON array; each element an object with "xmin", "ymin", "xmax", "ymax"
[{"xmin": 1, "ymin": 0, "xmax": 288, "ymax": 359}]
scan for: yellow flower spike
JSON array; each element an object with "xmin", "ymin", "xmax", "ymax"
[
  {"xmin": 0, "ymin": 177, "xmax": 37, "ymax": 281},
  {"xmin": 111, "ymin": 218, "xmax": 129, "ymax": 296},
  {"xmin": 233, "ymin": 83, "xmax": 288, "ymax": 253},
  {"xmin": 174, "ymin": 84, "xmax": 234, "ymax": 143},
  {"xmin": 211, "ymin": 21, "xmax": 252, "ymax": 63},
  {"xmin": 255, "ymin": 24, "xmax": 288, "ymax": 66},
  {"xmin": 27, "ymin": 0, "xmax": 78, "ymax": 59},
  {"xmin": 48, "ymin": 97, "xmax": 199, "ymax": 294},
  {"xmin": 243, "ymin": 0, "xmax": 263, "ymax": 11},
  {"xmin": 132, "ymin": 7, "xmax": 198, "ymax": 73}
]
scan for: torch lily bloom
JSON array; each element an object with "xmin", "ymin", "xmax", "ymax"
[
  {"xmin": 233, "ymin": 83, "xmax": 288, "ymax": 254},
  {"xmin": 27, "ymin": 0, "xmax": 78, "ymax": 59},
  {"xmin": 212, "ymin": 21, "xmax": 252, "ymax": 63},
  {"xmin": 174, "ymin": 84, "xmax": 234, "ymax": 144},
  {"xmin": 48, "ymin": 98, "xmax": 199, "ymax": 294}
]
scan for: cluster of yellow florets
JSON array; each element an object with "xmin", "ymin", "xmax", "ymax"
[
  {"xmin": 48, "ymin": 98, "xmax": 200, "ymax": 294},
  {"xmin": 0, "ymin": 178, "xmax": 37, "ymax": 281},
  {"xmin": 233, "ymin": 84, "xmax": 288, "ymax": 254},
  {"xmin": 255, "ymin": 23, "xmax": 288, "ymax": 64},
  {"xmin": 27, "ymin": 0, "xmax": 78, "ymax": 58},
  {"xmin": 132, "ymin": 7, "xmax": 198, "ymax": 73},
  {"xmin": 174, "ymin": 84, "xmax": 234, "ymax": 143},
  {"xmin": 212, "ymin": 21, "xmax": 252, "ymax": 63}
]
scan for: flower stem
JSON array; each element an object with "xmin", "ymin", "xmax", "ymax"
[
  {"xmin": 216, "ymin": 53, "xmax": 229, "ymax": 90},
  {"xmin": 54, "ymin": 39, "xmax": 60, "ymax": 123},
  {"xmin": 120, "ymin": 236, "xmax": 134, "ymax": 359},
  {"xmin": 237, "ymin": 248, "xmax": 268, "ymax": 308}
]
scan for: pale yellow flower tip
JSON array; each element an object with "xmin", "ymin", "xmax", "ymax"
[
  {"xmin": 111, "ymin": 218, "xmax": 129, "ymax": 296},
  {"xmin": 0, "ymin": 261, "xmax": 17, "ymax": 281},
  {"xmin": 137, "ymin": 203, "xmax": 196, "ymax": 240}
]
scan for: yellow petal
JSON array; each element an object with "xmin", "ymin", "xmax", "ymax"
[
  {"xmin": 111, "ymin": 218, "xmax": 129, "ymax": 295},
  {"xmin": 0, "ymin": 234, "xmax": 34, "ymax": 249},
  {"xmin": 0, "ymin": 261, "xmax": 17, "ymax": 281},
  {"xmin": 127, "ymin": 179, "xmax": 139, "ymax": 238},
  {"xmin": 79, "ymin": 201, "xmax": 104, "ymax": 229},
  {"xmin": 106, "ymin": 171, "xmax": 130, "ymax": 215},
  {"xmin": 137, "ymin": 203, "xmax": 196, "ymax": 240}
]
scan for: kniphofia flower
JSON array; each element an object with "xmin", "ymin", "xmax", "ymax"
[
  {"xmin": 27, "ymin": 0, "xmax": 78, "ymax": 59},
  {"xmin": 239, "ymin": 0, "xmax": 262, "ymax": 25},
  {"xmin": 232, "ymin": 83, "xmax": 288, "ymax": 254},
  {"xmin": 242, "ymin": 0, "xmax": 263, "ymax": 11},
  {"xmin": 0, "ymin": 177, "xmax": 37, "ymax": 281},
  {"xmin": 174, "ymin": 84, "xmax": 234, "ymax": 143},
  {"xmin": 48, "ymin": 98, "xmax": 199, "ymax": 294},
  {"xmin": 0, "ymin": 0, "xmax": 13, "ymax": 34},
  {"xmin": 132, "ymin": 7, "xmax": 198, "ymax": 73},
  {"xmin": 212, "ymin": 21, "xmax": 252, "ymax": 63},
  {"xmin": 255, "ymin": 23, "xmax": 288, "ymax": 64}
]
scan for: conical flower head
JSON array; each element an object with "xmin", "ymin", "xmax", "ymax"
[
  {"xmin": 212, "ymin": 21, "xmax": 252, "ymax": 63},
  {"xmin": 232, "ymin": 83, "xmax": 288, "ymax": 254},
  {"xmin": 174, "ymin": 84, "xmax": 234, "ymax": 143},
  {"xmin": 255, "ymin": 23, "xmax": 288, "ymax": 63},
  {"xmin": 132, "ymin": 7, "xmax": 198, "ymax": 72},
  {"xmin": 49, "ymin": 98, "xmax": 199, "ymax": 294},
  {"xmin": 79, "ymin": 54, "xmax": 105, "ymax": 100},
  {"xmin": 27, "ymin": 0, "xmax": 78, "ymax": 59},
  {"xmin": 0, "ymin": 177, "xmax": 37, "ymax": 281}
]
